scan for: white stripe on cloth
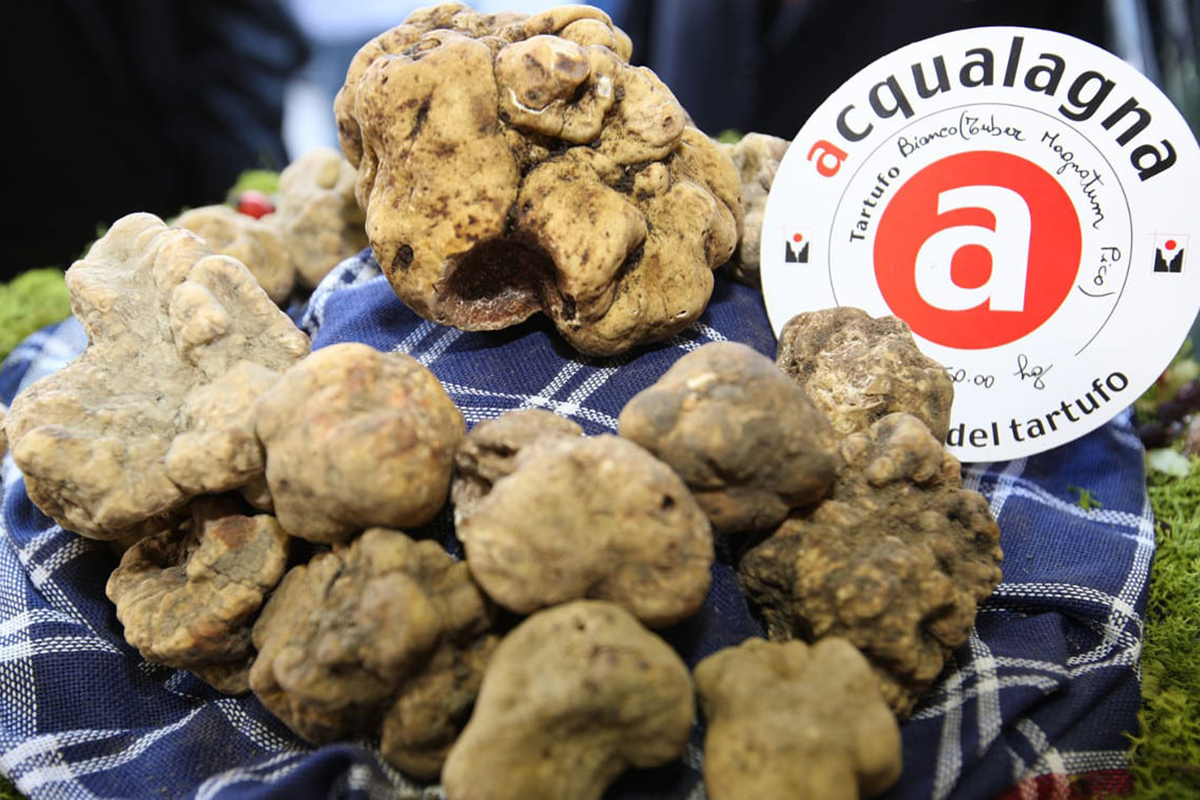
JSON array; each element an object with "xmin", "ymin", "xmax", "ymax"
[
  {"xmin": 12, "ymin": 705, "xmax": 212, "ymax": 791},
  {"xmin": 392, "ymin": 319, "xmax": 440, "ymax": 356},
  {"xmin": 984, "ymin": 581, "xmax": 1144, "ymax": 674},
  {"xmin": 300, "ymin": 253, "xmax": 382, "ymax": 336},
  {"xmin": 0, "ymin": 506, "xmax": 36, "ymax": 740},
  {"xmin": 911, "ymin": 652, "xmax": 1075, "ymax": 722},
  {"xmin": 692, "ymin": 323, "xmax": 728, "ymax": 343},
  {"xmin": 1004, "ymin": 482, "xmax": 1150, "ymax": 532},
  {"xmin": 212, "ymin": 696, "xmax": 310, "ymax": 753},
  {"xmin": 194, "ymin": 751, "xmax": 309, "ymax": 800},
  {"xmin": 520, "ymin": 360, "xmax": 585, "ymax": 408},
  {"xmin": 965, "ymin": 456, "xmax": 1028, "ymax": 520},
  {"xmin": 970, "ymin": 632, "xmax": 1004, "ymax": 757},
  {"xmin": 414, "ymin": 327, "xmax": 464, "ymax": 367},
  {"xmin": 931, "ymin": 661, "xmax": 965, "ymax": 800},
  {"xmin": 1060, "ymin": 749, "xmax": 1130, "ymax": 772},
  {"xmin": 912, "ymin": 674, "xmax": 1065, "ymax": 721},
  {"xmin": 1009, "ymin": 718, "xmax": 1071, "ymax": 797},
  {"xmin": 0, "ymin": 636, "xmax": 122, "ymax": 663},
  {"xmin": 0, "ymin": 608, "xmax": 91, "ymax": 639},
  {"xmin": 14, "ymin": 535, "xmax": 107, "ymax": 640},
  {"xmin": 372, "ymin": 757, "xmax": 446, "ymax": 800}
]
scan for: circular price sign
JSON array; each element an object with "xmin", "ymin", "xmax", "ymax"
[{"xmin": 762, "ymin": 26, "xmax": 1200, "ymax": 462}]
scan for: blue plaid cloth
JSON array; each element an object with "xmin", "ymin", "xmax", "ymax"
[{"xmin": 0, "ymin": 250, "xmax": 1149, "ymax": 799}]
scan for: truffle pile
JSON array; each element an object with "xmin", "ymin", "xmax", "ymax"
[
  {"xmin": 0, "ymin": 4, "xmax": 1006, "ymax": 799},
  {"xmin": 175, "ymin": 147, "xmax": 370, "ymax": 308}
]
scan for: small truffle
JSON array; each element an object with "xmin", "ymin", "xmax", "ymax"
[
  {"xmin": 456, "ymin": 434, "xmax": 713, "ymax": 627},
  {"xmin": 451, "ymin": 407, "xmax": 583, "ymax": 523},
  {"xmin": 442, "ymin": 600, "xmax": 694, "ymax": 800},
  {"xmin": 250, "ymin": 528, "xmax": 497, "ymax": 779},
  {"xmin": 254, "ymin": 342, "xmax": 465, "ymax": 543},
  {"xmin": 719, "ymin": 133, "xmax": 789, "ymax": 286},
  {"xmin": 618, "ymin": 341, "xmax": 837, "ymax": 534},
  {"xmin": 695, "ymin": 637, "xmax": 902, "ymax": 800},
  {"xmin": 738, "ymin": 413, "xmax": 1003, "ymax": 716},
  {"xmin": 3, "ymin": 213, "xmax": 310, "ymax": 540},
  {"xmin": 176, "ymin": 204, "xmax": 295, "ymax": 305},
  {"xmin": 776, "ymin": 307, "xmax": 955, "ymax": 442},
  {"xmin": 271, "ymin": 147, "xmax": 369, "ymax": 289},
  {"xmin": 106, "ymin": 497, "xmax": 289, "ymax": 694},
  {"xmin": 334, "ymin": 4, "xmax": 741, "ymax": 355}
]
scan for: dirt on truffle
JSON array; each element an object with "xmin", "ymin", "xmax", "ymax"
[
  {"xmin": 250, "ymin": 528, "xmax": 497, "ymax": 779},
  {"xmin": 738, "ymin": 413, "xmax": 1003, "ymax": 716},
  {"xmin": 777, "ymin": 307, "xmax": 955, "ymax": 442},
  {"xmin": 619, "ymin": 341, "xmax": 837, "ymax": 534},
  {"xmin": 334, "ymin": 3, "xmax": 741, "ymax": 355}
]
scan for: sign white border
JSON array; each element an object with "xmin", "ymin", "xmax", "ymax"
[{"xmin": 762, "ymin": 26, "xmax": 1200, "ymax": 461}]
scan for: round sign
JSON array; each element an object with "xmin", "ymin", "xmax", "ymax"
[{"xmin": 761, "ymin": 26, "xmax": 1200, "ymax": 462}]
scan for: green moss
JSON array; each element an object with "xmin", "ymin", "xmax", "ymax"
[
  {"xmin": 1134, "ymin": 339, "xmax": 1198, "ymax": 423},
  {"xmin": 0, "ymin": 774, "xmax": 23, "ymax": 800},
  {"xmin": 714, "ymin": 129, "xmax": 743, "ymax": 144},
  {"xmin": 1131, "ymin": 458, "xmax": 1200, "ymax": 797},
  {"xmin": 0, "ymin": 268, "xmax": 71, "ymax": 363}
]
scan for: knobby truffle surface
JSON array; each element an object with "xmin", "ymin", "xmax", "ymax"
[
  {"xmin": 695, "ymin": 637, "xmax": 902, "ymax": 800},
  {"xmin": 442, "ymin": 600, "xmax": 694, "ymax": 800},
  {"xmin": 719, "ymin": 132, "xmax": 789, "ymax": 287},
  {"xmin": 254, "ymin": 342, "xmax": 465, "ymax": 543},
  {"xmin": 619, "ymin": 341, "xmax": 836, "ymax": 534},
  {"xmin": 334, "ymin": 3, "xmax": 741, "ymax": 355},
  {"xmin": 176, "ymin": 204, "xmax": 295, "ymax": 305},
  {"xmin": 777, "ymin": 307, "xmax": 955, "ymax": 442},
  {"xmin": 738, "ymin": 413, "xmax": 1003, "ymax": 716},
  {"xmin": 250, "ymin": 528, "xmax": 497, "ymax": 779},
  {"xmin": 106, "ymin": 496, "xmax": 289, "ymax": 694},
  {"xmin": 2, "ymin": 213, "xmax": 310, "ymax": 540},
  {"xmin": 451, "ymin": 407, "xmax": 583, "ymax": 524},
  {"xmin": 455, "ymin": 433, "xmax": 713, "ymax": 627},
  {"xmin": 271, "ymin": 147, "xmax": 369, "ymax": 288}
]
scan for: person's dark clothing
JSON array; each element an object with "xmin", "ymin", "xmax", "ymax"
[
  {"xmin": 0, "ymin": 1, "xmax": 307, "ymax": 277},
  {"xmin": 617, "ymin": 0, "xmax": 1108, "ymax": 138}
]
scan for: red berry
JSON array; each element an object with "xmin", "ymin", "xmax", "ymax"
[{"xmin": 236, "ymin": 189, "xmax": 275, "ymax": 219}]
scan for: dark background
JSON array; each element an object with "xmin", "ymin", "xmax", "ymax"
[{"xmin": 1, "ymin": 0, "xmax": 1196, "ymax": 281}]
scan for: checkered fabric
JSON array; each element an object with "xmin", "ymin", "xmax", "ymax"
[{"xmin": 0, "ymin": 250, "xmax": 1149, "ymax": 799}]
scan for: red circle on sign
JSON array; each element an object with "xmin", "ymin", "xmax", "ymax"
[{"xmin": 874, "ymin": 151, "xmax": 1081, "ymax": 349}]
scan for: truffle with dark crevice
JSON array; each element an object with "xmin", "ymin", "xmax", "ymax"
[{"xmin": 334, "ymin": 3, "xmax": 741, "ymax": 355}]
